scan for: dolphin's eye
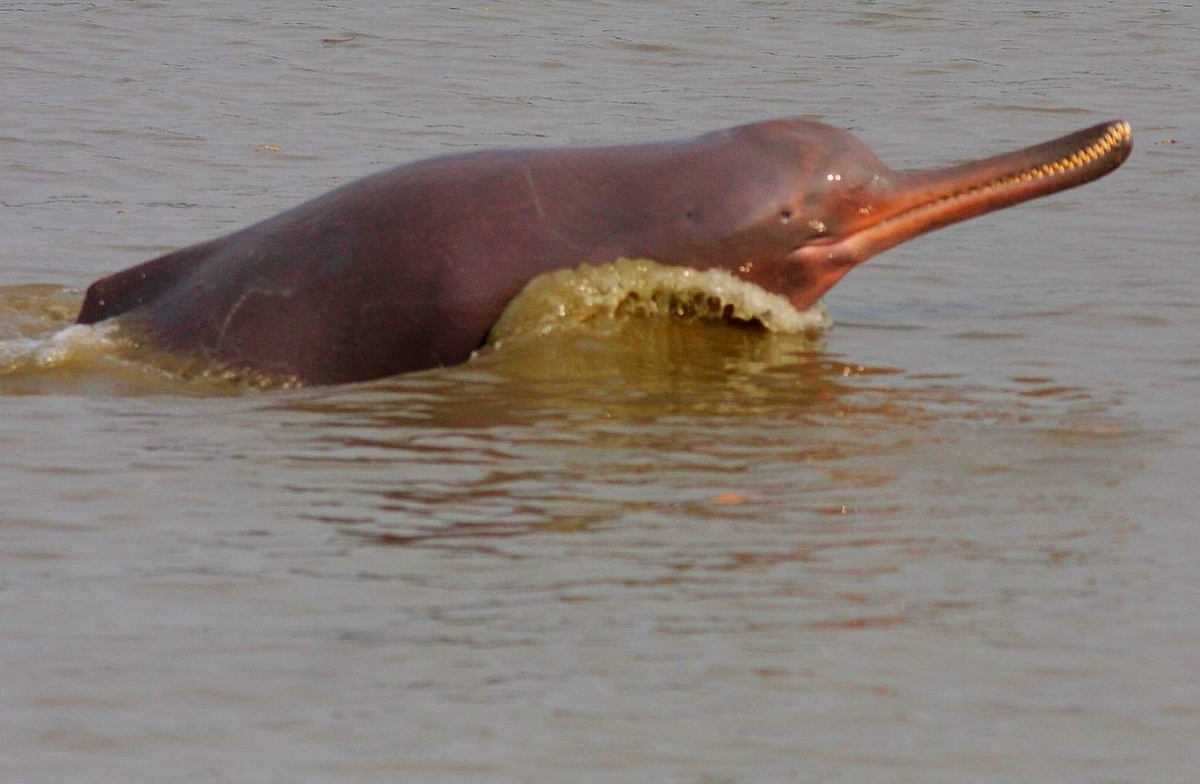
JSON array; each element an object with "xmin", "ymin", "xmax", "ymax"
[{"xmin": 779, "ymin": 210, "xmax": 793, "ymax": 224}]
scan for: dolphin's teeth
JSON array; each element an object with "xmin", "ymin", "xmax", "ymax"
[
  {"xmin": 970, "ymin": 120, "xmax": 1131, "ymax": 196},
  {"xmin": 872, "ymin": 121, "xmax": 1131, "ymax": 236}
]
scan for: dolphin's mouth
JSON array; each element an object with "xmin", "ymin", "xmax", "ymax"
[
  {"xmin": 960, "ymin": 121, "xmax": 1131, "ymax": 190},
  {"xmin": 821, "ymin": 120, "xmax": 1134, "ymax": 268}
]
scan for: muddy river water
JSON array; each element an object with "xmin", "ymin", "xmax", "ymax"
[{"xmin": 2, "ymin": 2, "xmax": 1198, "ymax": 781}]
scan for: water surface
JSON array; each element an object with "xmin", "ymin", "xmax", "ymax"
[{"xmin": 2, "ymin": 2, "xmax": 1198, "ymax": 781}]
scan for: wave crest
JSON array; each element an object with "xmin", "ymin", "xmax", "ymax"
[{"xmin": 488, "ymin": 258, "xmax": 831, "ymax": 348}]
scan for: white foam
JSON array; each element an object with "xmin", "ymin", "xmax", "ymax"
[{"xmin": 0, "ymin": 321, "xmax": 121, "ymax": 373}]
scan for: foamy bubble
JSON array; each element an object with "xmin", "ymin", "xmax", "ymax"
[
  {"xmin": 0, "ymin": 321, "xmax": 121, "ymax": 374},
  {"xmin": 488, "ymin": 258, "xmax": 831, "ymax": 347}
]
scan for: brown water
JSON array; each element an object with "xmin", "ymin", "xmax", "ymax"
[{"xmin": 3, "ymin": 2, "xmax": 1199, "ymax": 781}]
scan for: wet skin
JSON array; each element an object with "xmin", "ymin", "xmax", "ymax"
[{"xmin": 77, "ymin": 118, "xmax": 1132, "ymax": 384}]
